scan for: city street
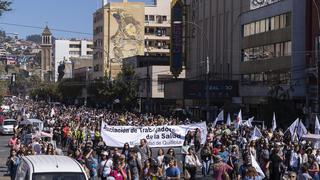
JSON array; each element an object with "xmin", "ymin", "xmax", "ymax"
[{"xmin": 0, "ymin": 134, "xmax": 10, "ymax": 180}]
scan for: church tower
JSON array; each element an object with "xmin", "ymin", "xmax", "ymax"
[{"xmin": 41, "ymin": 26, "xmax": 53, "ymax": 81}]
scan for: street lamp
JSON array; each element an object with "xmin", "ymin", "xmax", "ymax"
[{"xmin": 173, "ymin": 21, "xmax": 210, "ymax": 122}]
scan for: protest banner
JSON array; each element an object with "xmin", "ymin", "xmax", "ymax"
[{"xmin": 100, "ymin": 121, "xmax": 207, "ymax": 147}]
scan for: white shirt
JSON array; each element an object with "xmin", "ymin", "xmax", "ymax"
[
  {"xmin": 290, "ymin": 151, "xmax": 301, "ymax": 168},
  {"xmin": 99, "ymin": 159, "xmax": 113, "ymax": 177}
]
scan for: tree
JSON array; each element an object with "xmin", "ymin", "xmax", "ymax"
[
  {"xmin": 0, "ymin": 0, "xmax": 11, "ymax": 16},
  {"xmin": 113, "ymin": 66, "xmax": 139, "ymax": 110},
  {"xmin": 26, "ymin": 34, "xmax": 42, "ymax": 44}
]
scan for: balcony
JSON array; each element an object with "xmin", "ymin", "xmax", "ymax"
[
  {"xmin": 145, "ymin": 35, "xmax": 170, "ymax": 41},
  {"xmin": 145, "ymin": 21, "xmax": 170, "ymax": 28},
  {"xmin": 144, "ymin": 47, "xmax": 170, "ymax": 53}
]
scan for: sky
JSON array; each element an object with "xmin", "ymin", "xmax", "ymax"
[{"xmin": 0, "ymin": 0, "xmax": 154, "ymax": 40}]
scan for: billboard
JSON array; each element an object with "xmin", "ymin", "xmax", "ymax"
[
  {"xmin": 250, "ymin": 0, "xmax": 281, "ymax": 10},
  {"xmin": 170, "ymin": 0, "xmax": 183, "ymax": 77},
  {"xmin": 183, "ymin": 80, "xmax": 239, "ymax": 99}
]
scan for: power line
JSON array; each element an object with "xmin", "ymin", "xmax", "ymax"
[{"xmin": 0, "ymin": 22, "xmax": 93, "ymax": 35}]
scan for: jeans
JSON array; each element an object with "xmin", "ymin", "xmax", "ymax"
[{"xmin": 202, "ymin": 160, "xmax": 210, "ymax": 176}]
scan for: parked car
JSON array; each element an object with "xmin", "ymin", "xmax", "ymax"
[
  {"xmin": 0, "ymin": 119, "xmax": 16, "ymax": 135},
  {"xmin": 15, "ymin": 155, "xmax": 88, "ymax": 180}
]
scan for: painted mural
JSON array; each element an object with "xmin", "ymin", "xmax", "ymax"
[{"xmin": 110, "ymin": 8, "xmax": 144, "ymax": 63}]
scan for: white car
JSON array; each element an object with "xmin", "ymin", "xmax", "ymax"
[
  {"xmin": 0, "ymin": 119, "xmax": 16, "ymax": 135},
  {"xmin": 15, "ymin": 155, "xmax": 89, "ymax": 180}
]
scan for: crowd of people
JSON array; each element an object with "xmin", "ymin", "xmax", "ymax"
[{"xmin": 2, "ymin": 97, "xmax": 320, "ymax": 180}]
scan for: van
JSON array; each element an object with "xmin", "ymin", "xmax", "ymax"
[
  {"xmin": 0, "ymin": 119, "xmax": 16, "ymax": 135},
  {"xmin": 15, "ymin": 155, "xmax": 88, "ymax": 180}
]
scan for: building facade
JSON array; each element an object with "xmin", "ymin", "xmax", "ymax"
[
  {"xmin": 306, "ymin": 0, "xmax": 320, "ymax": 123},
  {"xmin": 144, "ymin": 0, "xmax": 171, "ymax": 56},
  {"xmin": 41, "ymin": 26, "xmax": 53, "ymax": 81},
  {"xmin": 92, "ymin": 1, "xmax": 145, "ymax": 79},
  {"xmin": 123, "ymin": 55, "xmax": 185, "ymax": 113},
  {"xmin": 53, "ymin": 39, "xmax": 93, "ymax": 81},
  {"xmin": 181, "ymin": 0, "xmax": 309, "ymax": 122}
]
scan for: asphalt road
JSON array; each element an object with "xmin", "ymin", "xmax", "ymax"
[{"xmin": 0, "ymin": 134, "xmax": 11, "ymax": 180}]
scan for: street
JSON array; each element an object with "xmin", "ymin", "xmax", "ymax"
[{"xmin": 0, "ymin": 134, "xmax": 10, "ymax": 180}]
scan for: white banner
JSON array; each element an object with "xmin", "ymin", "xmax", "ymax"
[{"xmin": 100, "ymin": 122, "xmax": 207, "ymax": 147}]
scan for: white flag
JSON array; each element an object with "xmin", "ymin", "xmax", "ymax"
[
  {"xmin": 251, "ymin": 154, "xmax": 265, "ymax": 178},
  {"xmin": 288, "ymin": 118, "xmax": 307, "ymax": 141},
  {"xmin": 50, "ymin": 108, "xmax": 55, "ymax": 117},
  {"xmin": 226, "ymin": 113, "xmax": 231, "ymax": 126},
  {"xmin": 315, "ymin": 116, "xmax": 320, "ymax": 134},
  {"xmin": 212, "ymin": 110, "xmax": 224, "ymax": 127},
  {"xmin": 272, "ymin": 112, "xmax": 277, "ymax": 131},
  {"xmin": 251, "ymin": 126, "xmax": 262, "ymax": 141},
  {"xmin": 234, "ymin": 110, "xmax": 242, "ymax": 129},
  {"xmin": 243, "ymin": 116, "xmax": 254, "ymax": 127}
]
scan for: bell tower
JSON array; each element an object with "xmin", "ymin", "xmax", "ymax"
[{"xmin": 41, "ymin": 25, "xmax": 53, "ymax": 81}]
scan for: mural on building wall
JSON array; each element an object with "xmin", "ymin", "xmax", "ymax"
[{"xmin": 110, "ymin": 8, "xmax": 144, "ymax": 63}]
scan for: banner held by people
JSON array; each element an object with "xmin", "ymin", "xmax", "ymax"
[{"xmin": 100, "ymin": 121, "xmax": 207, "ymax": 147}]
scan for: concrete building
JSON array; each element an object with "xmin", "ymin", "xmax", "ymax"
[
  {"xmin": 239, "ymin": 0, "xmax": 307, "ymax": 120},
  {"xmin": 144, "ymin": 0, "xmax": 171, "ymax": 56},
  {"xmin": 179, "ymin": 0, "xmax": 309, "ymax": 121},
  {"xmin": 40, "ymin": 26, "xmax": 53, "ymax": 81},
  {"xmin": 123, "ymin": 55, "xmax": 185, "ymax": 113},
  {"xmin": 53, "ymin": 39, "xmax": 93, "ymax": 81},
  {"xmin": 93, "ymin": 1, "xmax": 145, "ymax": 79},
  {"xmin": 70, "ymin": 56, "xmax": 93, "ymax": 80},
  {"xmin": 306, "ymin": 0, "xmax": 320, "ymax": 122}
]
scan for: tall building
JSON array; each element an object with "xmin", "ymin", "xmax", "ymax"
[
  {"xmin": 181, "ymin": 0, "xmax": 309, "ymax": 121},
  {"xmin": 306, "ymin": 0, "xmax": 320, "ymax": 121},
  {"xmin": 41, "ymin": 26, "xmax": 53, "ymax": 81},
  {"xmin": 53, "ymin": 39, "xmax": 93, "ymax": 81},
  {"xmin": 92, "ymin": 1, "xmax": 145, "ymax": 79},
  {"xmin": 144, "ymin": 0, "xmax": 171, "ymax": 56},
  {"xmin": 239, "ymin": 0, "xmax": 306, "ymax": 120}
]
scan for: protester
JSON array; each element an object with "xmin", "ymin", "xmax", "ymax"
[
  {"xmin": 184, "ymin": 147, "xmax": 201, "ymax": 180},
  {"xmin": 5, "ymin": 97, "xmax": 320, "ymax": 180},
  {"xmin": 6, "ymin": 149, "xmax": 20, "ymax": 180},
  {"xmin": 165, "ymin": 159, "xmax": 180, "ymax": 180}
]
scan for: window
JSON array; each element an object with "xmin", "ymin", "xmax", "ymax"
[
  {"xmin": 243, "ymin": 24, "xmax": 250, "ymax": 37},
  {"xmin": 162, "ymin": 16, "xmax": 167, "ymax": 21},
  {"xmin": 280, "ymin": 14, "xmax": 286, "ymax": 29},
  {"xmin": 266, "ymin": 18, "xmax": 270, "ymax": 31},
  {"xmin": 250, "ymin": 22, "xmax": 255, "ymax": 35},
  {"xmin": 158, "ymin": 80, "xmax": 164, "ymax": 92},
  {"xmin": 145, "ymin": 15, "xmax": 148, "ymax": 21},
  {"xmin": 254, "ymin": 47, "xmax": 263, "ymax": 59},
  {"xmin": 260, "ymin": 19, "xmax": 266, "ymax": 33},
  {"xmin": 69, "ymin": 44, "xmax": 81, "ymax": 48},
  {"xmin": 149, "ymin": 15, "xmax": 155, "ymax": 21},
  {"xmin": 274, "ymin": 15, "xmax": 280, "ymax": 30},
  {"xmin": 270, "ymin": 17, "xmax": 275, "ymax": 30},
  {"xmin": 156, "ymin": 16, "xmax": 162, "ymax": 23},
  {"xmin": 255, "ymin": 21, "xmax": 260, "ymax": 34},
  {"xmin": 263, "ymin": 44, "xmax": 275, "ymax": 59},
  {"xmin": 275, "ymin": 43, "xmax": 282, "ymax": 57},
  {"xmin": 284, "ymin": 41, "xmax": 292, "ymax": 56}
]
